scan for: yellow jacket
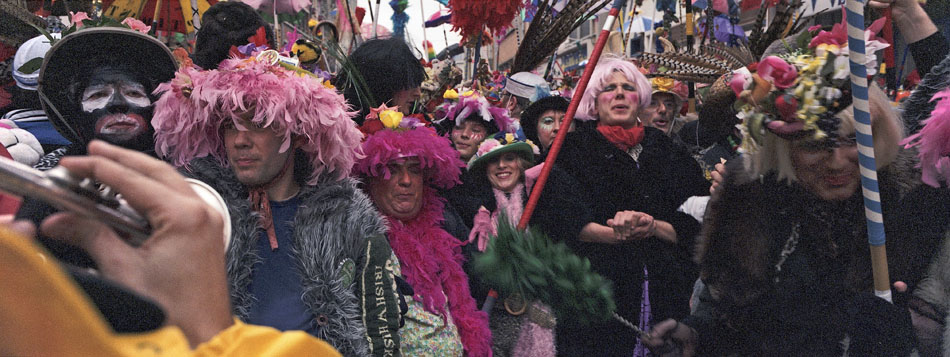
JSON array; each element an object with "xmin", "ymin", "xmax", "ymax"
[{"xmin": 0, "ymin": 226, "xmax": 340, "ymax": 356}]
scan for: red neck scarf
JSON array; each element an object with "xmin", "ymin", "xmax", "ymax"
[
  {"xmin": 597, "ymin": 123, "xmax": 645, "ymax": 152},
  {"xmin": 247, "ymin": 155, "xmax": 295, "ymax": 251}
]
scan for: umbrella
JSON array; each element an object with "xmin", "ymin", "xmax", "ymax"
[
  {"xmin": 625, "ymin": 15, "xmax": 654, "ymax": 33},
  {"xmin": 102, "ymin": 0, "xmax": 217, "ymax": 34}
]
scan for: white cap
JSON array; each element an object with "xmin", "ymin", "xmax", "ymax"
[
  {"xmin": 505, "ymin": 72, "xmax": 550, "ymax": 100},
  {"xmin": 13, "ymin": 34, "xmax": 60, "ymax": 91}
]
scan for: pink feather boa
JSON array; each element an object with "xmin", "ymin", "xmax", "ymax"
[
  {"xmin": 354, "ymin": 127, "xmax": 464, "ymax": 189},
  {"xmin": 152, "ymin": 58, "xmax": 362, "ymax": 183},
  {"xmin": 902, "ymin": 88, "xmax": 950, "ymax": 187},
  {"xmin": 384, "ymin": 190, "xmax": 492, "ymax": 356}
]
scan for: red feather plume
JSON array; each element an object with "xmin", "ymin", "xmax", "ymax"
[{"xmin": 449, "ymin": 0, "xmax": 523, "ymax": 41}]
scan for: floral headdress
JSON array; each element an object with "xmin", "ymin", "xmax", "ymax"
[
  {"xmin": 354, "ymin": 105, "xmax": 464, "ymax": 189},
  {"xmin": 443, "ymin": 90, "xmax": 516, "ymax": 133},
  {"xmin": 732, "ymin": 11, "xmax": 888, "ymax": 153},
  {"xmin": 901, "ymin": 88, "xmax": 950, "ymax": 188},
  {"xmin": 468, "ymin": 130, "xmax": 540, "ymax": 172},
  {"xmin": 152, "ymin": 54, "xmax": 361, "ymax": 183}
]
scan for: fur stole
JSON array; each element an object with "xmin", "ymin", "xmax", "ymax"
[
  {"xmin": 181, "ymin": 156, "xmax": 385, "ymax": 356},
  {"xmin": 384, "ymin": 189, "xmax": 492, "ymax": 356}
]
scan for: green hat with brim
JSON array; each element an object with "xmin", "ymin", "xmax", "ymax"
[{"xmin": 467, "ymin": 137, "xmax": 539, "ymax": 175}]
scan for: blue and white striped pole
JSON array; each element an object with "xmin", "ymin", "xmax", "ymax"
[{"xmin": 845, "ymin": 0, "xmax": 891, "ymax": 302}]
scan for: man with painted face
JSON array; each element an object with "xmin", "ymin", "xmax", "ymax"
[
  {"xmin": 17, "ymin": 28, "xmax": 177, "ymax": 268},
  {"xmin": 32, "ymin": 27, "xmax": 176, "ymax": 169}
]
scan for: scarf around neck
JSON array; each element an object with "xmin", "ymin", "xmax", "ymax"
[
  {"xmin": 597, "ymin": 123, "xmax": 645, "ymax": 152},
  {"xmin": 383, "ymin": 189, "xmax": 492, "ymax": 356}
]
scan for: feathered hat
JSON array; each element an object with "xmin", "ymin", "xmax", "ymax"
[
  {"xmin": 901, "ymin": 88, "xmax": 950, "ymax": 188},
  {"xmin": 152, "ymin": 55, "xmax": 362, "ymax": 183},
  {"xmin": 354, "ymin": 105, "xmax": 464, "ymax": 189},
  {"xmin": 442, "ymin": 90, "xmax": 516, "ymax": 134}
]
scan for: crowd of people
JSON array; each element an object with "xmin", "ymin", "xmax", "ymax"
[{"xmin": 2, "ymin": 0, "xmax": 950, "ymax": 355}]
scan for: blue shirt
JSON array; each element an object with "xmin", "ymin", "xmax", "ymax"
[{"xmin": 245, "ymin": 196, "xmax": 319, "ymax": 335}]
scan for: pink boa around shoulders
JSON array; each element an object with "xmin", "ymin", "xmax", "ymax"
[{"xmin": 385, "ymin": 189, "xmax": 492, "ymax": 356}]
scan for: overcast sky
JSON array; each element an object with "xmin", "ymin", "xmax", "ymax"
[{"xmin": 355, "ymin": 0, "xmax": 463, "ymax": 54}]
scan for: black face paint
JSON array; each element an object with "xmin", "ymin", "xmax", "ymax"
[{"xmin": 73, "ymin": 67, "xmax": 155, "ymax": 151}]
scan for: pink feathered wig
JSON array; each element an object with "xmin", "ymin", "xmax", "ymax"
[
  {"xmin": 354, "ymin": 125, "xmax": 465, "ymax": 189},
  {"xmin": 576, "ymin": 57, "xmax": 653, "ymax": 121},
  {"xmin": 152, "ymin": 58, "xmax": 362, "ymax": 183}
]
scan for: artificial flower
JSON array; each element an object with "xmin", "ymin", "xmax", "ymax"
[
  {"xmin": 477, "ymin": 139, "xmax": 501, "ymax": 156},
  {"xmin": 730, "ymin": 68, "xmax": 753, "ymax": 97},
  {"xmin": 443, "ymin": 88, "xmax": 459, "ymax": 99},
  {"xmin": 380, "ymin": 110, "xmax": 404, "ymax": 129},
  {"xmin": 121, "ymin": 17, "xmax": 151, "ymax": 34},
  {"xmin": 651, "ymin": 77, "xmax": 675, "ymax": 92},
  {"xmin": 757, "ymin": 56, "xmax": 798, "ymax": 89},
  {"xmin": 323, "ymin": 80, "xmax": 335, "ymax": 89},
  {"xmin": 70, "ymin": 12, "xmax": 90, "ymax": 27},
  {"xmin": 367, "ymin": 103, "xmax": 398, "ymax": 121},
  {"xmin": 504, "ymin": 133, "xmax": 515, "ymax": 144}
]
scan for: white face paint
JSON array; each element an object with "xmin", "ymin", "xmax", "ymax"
[{"xmin": 80, "ymin": 81, "xmax": 151, "ymax": 113}]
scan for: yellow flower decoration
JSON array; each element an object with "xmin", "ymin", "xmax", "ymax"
[
  {"xmin": 651, "ymin": 77, "xmax": 675, "ymax": 92},
  {"xmin": 504, "ymin": 133, "xmax": 515, "ymax": 144},
  {"xmin": 379, "ymin": 110, "xmax": 404, "ymax": 129},
  {"xmin": 443, "ymin": 89, "xmax": 459, "ymax": 100},
  {"xmin": 323, "ymin": 80, "xmax": 335, "ymax": 89},
  {"xmin": 461, "ymin": 90, "xmax": 476, "ymax": 97}
]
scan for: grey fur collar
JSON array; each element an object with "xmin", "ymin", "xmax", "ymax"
[{"xmin": 182, "ymin": 157, "xmax": 387, "ymax": 356}]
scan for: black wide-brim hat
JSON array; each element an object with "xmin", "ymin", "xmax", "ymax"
[{"xmin": 38, "ymin": 27, "xmax": 177, "ymax": 144}]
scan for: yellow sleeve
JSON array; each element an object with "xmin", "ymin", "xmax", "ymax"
[{"xmin": 191, "ymin": 319, "xmax": 341, "ymax": 357}]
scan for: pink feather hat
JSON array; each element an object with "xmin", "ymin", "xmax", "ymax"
[
  {"xmin": 152, "ymin": 57, "xmax": 363, "ymax": 183},
  {"xmin": 354, "ymin": 107, "xmax": 464, "ymax": 189},
  {"xmin": 443, "ymin": 91, "xmax": 516, "ymax": 133}
]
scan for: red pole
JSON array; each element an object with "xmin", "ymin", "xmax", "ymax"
[
  {"xmin": 517, "ymin": 0, "xmax": 627, "ymax": 230},
  {"xmin": 481, "ymin": 0, "xmax": 628, "ymax": 314}
]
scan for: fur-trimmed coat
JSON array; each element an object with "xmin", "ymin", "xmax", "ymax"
[
  {"xmin": 183, "ymin": 157, "xmax": 402, "ymax": 356},
  {"xmin": 687, "ymin": 150, "xmax": 941, "ymax": 355}
]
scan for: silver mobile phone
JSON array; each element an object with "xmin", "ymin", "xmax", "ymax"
[{"xmin": 0, "ymin": 157, "xmax": 150, "ymax": 246}]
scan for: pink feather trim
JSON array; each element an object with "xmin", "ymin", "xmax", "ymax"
[
  {"xmin": 444, "ymin": 92, "xmax": 515, "ymax": 133},
  {"xmin": 354, "ymin": 126, "xmax": 464, "ymax": 189},
  {"xmin": 902, "ymin": 88, "xmax": 950, "ymax": 187},
  {"xmin": 383, "ymin": 190, "xmax": 492, "ymax": 356},
  {"xmin": 152, "ymin": 58, "xmax": 362, "ymax": 183}
]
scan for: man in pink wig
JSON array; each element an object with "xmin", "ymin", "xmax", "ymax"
[
  {"xmin": 353, "ymin": 108, "xmax": 492, "ymax": 356},
  {"xmin": 151, "ymin": 56, "xmax": 401, "ymax": 356}
]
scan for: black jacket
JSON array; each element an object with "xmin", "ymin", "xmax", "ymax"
[
  {"xmin": 688, "ymin": 152, "xmax": 942, "ymax": 356},
  {"xmin": 552, "ymin": 124, "xmax": 710, "ymax": 355}
]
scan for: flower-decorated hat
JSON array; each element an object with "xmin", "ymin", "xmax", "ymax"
[
  {"xmin": 442, "ymin": 90, "xmax": 516, "ymax": 134},
  {"xmin": 152, "ymin": 52, "xmax": 361, "ymax": 183},
  {"xmin": 649, "ymin": 76, "xmax": 688, "ymax": 102},
  {"xmin": 731, "ymin": 13, "xmax": 889, "ymax": 152},
  {"xmin": 467, "ymin": 130, "xmax": 540, "ymax": 173},
  {"xmin": 354, "ymin": 104, "xmax": 465, "ymax": 189}
]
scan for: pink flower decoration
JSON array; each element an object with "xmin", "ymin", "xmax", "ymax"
[
  {"xmin": 476, "ymin": 139, "xmax": 500, "ymax": 156},
  {"xmin": 730, "ymin": 71, "xmax": 751, "ymax": 97},
  {"xmin": 122, "ymin": 17, "xmax": 152, "ymax": 34},
  {"xmin": 808, "ymin": 25, "xmax": 822, "ymax": 32},
  {"xmin": 70, "ymin": 12, "xmax": 90, "ymax": 27},
  {"xmin": 757, "ymin": 56, "xmax": 798, "ymax": 89}
]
